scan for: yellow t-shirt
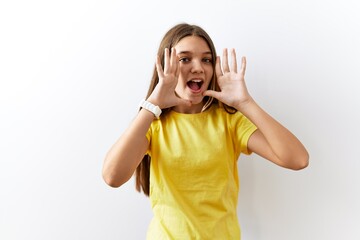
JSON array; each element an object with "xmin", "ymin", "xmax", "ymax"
[{"xmin": 145, "ymin": 104, "xmax": 257, "ymax": 240}]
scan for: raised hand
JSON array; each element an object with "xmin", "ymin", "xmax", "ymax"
[
  {"xmin": 203, "ymin": 48, "xmax": 253, "ymax": 111},
  {"xmin": 147, "ymin": 48, "xmax": 191, "ymax": 109}
]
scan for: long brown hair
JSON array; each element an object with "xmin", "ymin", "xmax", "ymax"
[{"xmin": 135, "ymin": 23, "xmax": 235, "ymax": 196}]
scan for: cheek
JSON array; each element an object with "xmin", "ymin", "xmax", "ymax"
[
  {"xmin": 178, "ymin": 68, "xmax": 189, "ymax": 82},
  {"xmin": 206, "ymin": 67, "xmax": 214, "ymax": 80}
]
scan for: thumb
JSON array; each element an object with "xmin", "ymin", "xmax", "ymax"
[
  {"xmin": 175, "ymin": 97, "xmax": 192, "ymax": 107},
  {"xmin": 203, "ymin": 90, "xmax": 221, "ymax": 100}
]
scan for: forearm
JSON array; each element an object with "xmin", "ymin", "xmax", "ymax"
[
  {"xmin": 238, "ymin": 99, "xmax": 309, "ymax": 169},
  {"xmin": 102, "ymin": 109, "xmax": 154, "ymax": 187}
]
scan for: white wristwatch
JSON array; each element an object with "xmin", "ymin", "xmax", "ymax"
[{"xmin": 139, "ymin": 100, "xmax": 162, "ymax": 119}]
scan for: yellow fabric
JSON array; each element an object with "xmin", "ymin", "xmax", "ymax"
[{"xmin": 145, "ymin": 104, "xmax": 257, "ymax": 240}]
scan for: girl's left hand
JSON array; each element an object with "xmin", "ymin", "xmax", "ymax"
[{"xmin": 203, "ymin": 48, "xmax": 253, "ymax": 111}]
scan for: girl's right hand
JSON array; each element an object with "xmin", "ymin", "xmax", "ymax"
[{"xmin": 147, "ymin": 48, "xmax": 192, "ymax": 109}]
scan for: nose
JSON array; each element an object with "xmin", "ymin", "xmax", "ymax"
[{"xmin": 191, "ymin": 59, "xmax": 204, "ymax": 73}]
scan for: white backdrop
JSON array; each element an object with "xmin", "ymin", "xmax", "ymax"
[{"xmin": 1, "ymin": 0, "xmax": 359, "ymax": 239}]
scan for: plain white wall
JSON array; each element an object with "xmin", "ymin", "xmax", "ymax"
[{"xmin": 1, "ymin": 0, "xmax": 359, "ymax": 239}]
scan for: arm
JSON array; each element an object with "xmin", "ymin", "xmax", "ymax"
[
  {"xmin": 102, "ymin": 48, "xmax": 191, "ymax": 187},
  {"xmin": 102, "ymin": 109, "xmax": 153, "ymax": 188},
  {"xmin": 204, "ymin": 49, "xmax": 309, "ymax": 170},
  {"xmin": 240, "ymin": 100, "xmax": 309, "ymax": 170}
]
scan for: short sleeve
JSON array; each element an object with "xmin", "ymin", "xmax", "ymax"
[
  {"xmin": 145, "ymin": 120, "xmax": 160, "ymax": 157},
  {"xmin": 145, "ymin": 124, "xmax": 152, "ymax": 156},
  {"xmin": 230, "ymin": 112, "xmax": 257, "ymax": 156}
]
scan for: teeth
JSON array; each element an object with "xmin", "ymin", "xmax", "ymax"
[{"xmin": 191, "ymin": 79, "xmax": 202, "ymax": 82}]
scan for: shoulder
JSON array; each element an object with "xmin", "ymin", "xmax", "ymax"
[
  {"xmin": 211, "ymin": 104, "xmax": 255, "ymax": 132},
  {"xmin": 210, "ymin": 103, "xmax": 246, "ymax": 122}
]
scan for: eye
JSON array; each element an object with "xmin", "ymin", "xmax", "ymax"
[
  {"xmin": 179, "ymin": 57, "xmax": 190, "ymax": 62},
  {"xmin": 203, "ymin": 58, "xmax": 213, "ymax": 63}
]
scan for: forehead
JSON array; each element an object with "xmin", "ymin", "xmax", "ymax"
[{"xmin": 175, "ymin": 36, "xmax": 211, "ymax": 54}]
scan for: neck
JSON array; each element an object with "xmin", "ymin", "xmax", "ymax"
[{"xmin": 172, "ymin": 101, "xmax": 204, "ymax": 114}]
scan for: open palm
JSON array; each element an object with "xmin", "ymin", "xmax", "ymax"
[
  {"xmin": 148, "ymin": 48, "xmax": 191, "ymax": 109},
  {"xmin": 204, "ymin": 49, "xmax": 252, "ymax": 110}
]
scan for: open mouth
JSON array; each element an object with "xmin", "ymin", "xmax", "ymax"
[{"xmin": 187, "ymin": 79, "xmax": 203, "ymax": 92}]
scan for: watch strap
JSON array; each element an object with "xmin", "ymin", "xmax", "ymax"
[{"xmin": 139, "ymin": 100, "xmax": 162, "ymax": 119}]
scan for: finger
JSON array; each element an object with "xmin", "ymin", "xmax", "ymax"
[
  {"xmin": 231, "ymin": 48, "xmax": 237, "ymax": 73},
  {"xmin": 175, "ymin": 58, "xmax": 180, "ymax": 77},
  {"xmin": 164, "ymin": 48, "xmax": 170, "ymax": 74},
  {"xmin": 156, "ymin": 55, "xmax": 164, "ymax": 80},
  {"xmin": 222, "ymin": 48, "xmax": 230, "ymax": 73},
  {"xmin": 203, "ymin": 89, "xmax": 221, "ymax": 100},
  {"xmin": 215, "ymin": 56, "xmax": 222, "ymax": 77},
  {"xmin": 170, "ymin": 47, "xmax": 177, "ymax": 72},
  {"xmin": 240, "ymin": 56, "xmax": 247, "ymax": 75}
]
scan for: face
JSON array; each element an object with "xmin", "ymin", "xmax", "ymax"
[{"xmin": 174, "ymin": 36, "xmax": 214, "ymax": 111}]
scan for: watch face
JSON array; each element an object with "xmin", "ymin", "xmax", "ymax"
[{"xmin": 155, "ymin": 107, "xmax": 161, "ymax": 117}]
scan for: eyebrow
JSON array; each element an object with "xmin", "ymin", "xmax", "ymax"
[{"xmin": 177, "ymin": 51, "xmax": 212, "ymax": 55}]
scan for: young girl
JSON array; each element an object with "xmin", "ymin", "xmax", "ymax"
[{"xmin": 102, "ymin": 23, "xmax": 309, "ymax": 239}]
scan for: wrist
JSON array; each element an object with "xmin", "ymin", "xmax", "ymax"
[
  {"xmin": 139, "ymin": 99, "xmax": 162, "ymax": 119},
  {"xmin": 146, "ymin": 96, "xmax": 162, "ymax": 108},
  {"xmin": 234, "ymin": 97, "xmax": 256, "ymax": 113}
]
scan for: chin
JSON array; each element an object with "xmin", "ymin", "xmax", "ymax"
[{"xmin": 187, "ymin": 95, "xmax": 204, "ymax": 105}]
